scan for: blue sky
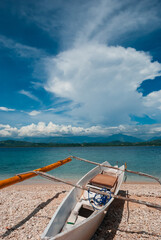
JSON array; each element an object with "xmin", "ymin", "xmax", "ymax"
[{"xmin": 1, "ymin": 0, "xmax": 161, "ymax": 139}]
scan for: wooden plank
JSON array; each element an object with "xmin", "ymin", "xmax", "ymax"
[{"xmin": 0, "ymin": 157, "xmax": 72, "ymax": 189}]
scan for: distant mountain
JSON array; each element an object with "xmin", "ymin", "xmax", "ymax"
[
  {"xmin": 148, "ymin": 136, "xmax": 161, "ymax": 141},
  {"xmin": 0, "ymin": 134, "xmax": 144, "ymax": 146},
  {"xmin": 16, "ymin": 134, "xmax": 143, "ymax": 143},
  {"xmin": 1, "ymin": 138, "xmax": 161, "ymax": 147},
  {"xmin": 102, "ymin": 134, "xmax": 143, "ymax": 143},
  {"xmin": 22, "ymin": 136, "xmax": 101, "ymax": 143}
]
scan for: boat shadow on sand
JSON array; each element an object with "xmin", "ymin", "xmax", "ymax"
[
  {"xmin": 91, "ymin": 190, "xmax": 161, "ymax": 240},
  {"xmin": 1, "ymin": 190, "xmax": 67, "ymax": 239},
  {"xmin": 91, "ymin": 189, "xmax": 126, "ymax": 240},
  {"xmin": 2, "ymin": 189, "xmax": 160, "ymax": 240}
]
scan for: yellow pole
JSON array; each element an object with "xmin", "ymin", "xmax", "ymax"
[{"xmin": 0, "ymin": 157, "xmax": 72, "ymax": 190}]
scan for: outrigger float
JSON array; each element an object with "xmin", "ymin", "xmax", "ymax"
[{"xmin": 0, "ymin": 156, "xmax": 161, "ymax": 240}]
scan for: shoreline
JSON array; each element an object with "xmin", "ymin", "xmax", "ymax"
[
  {"xmin": 0, "ymin": 183, "xmax": 161, "ymax": 240},
  {"xmin": 1, "ymin": 174, "xmax": 160, "ymax": 186}
]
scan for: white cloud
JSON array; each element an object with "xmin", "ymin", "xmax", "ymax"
[
  {"xmin": 19, "ymin": 90, "xmax": 40, "ymax": 102},
  {"xmin": 16, "ymin": 0, "xmax": 161, "ymax": 128},
  {"xmin": 0, "ymin": 35, "xmax": 45, "ymax": 59},
  {"xmin": 43, "ymin": 42, "xmax": 161, "ymax": 125},
  {"xmin": 0, "ymin": 122, "xmax": 161, "ymax": 139},
  {"xmin": 19, "ymin": 0, "xmax": 161, "ymax": 48},
  {"xmin": 141, "ymin": 90, "xmax": 161, "ymax": 122},
  {"xmin": 27, "ymin": 0, "xmax": 161, "ymax": 128},
  {"xmin": 0, "ymin": 124, "xmax": 17, "ymax": 137},
  {"xmin": 0, "ymin": 122, "xmax": 131, "ymax": 138},
  {"xmin": 28, "ymin": 110, "xmax": 41, "ymax": 116},
  {"xmin": 144, "ymin": 91, "xmax": 161, "ymax": 108},
  {"xmin": 0, "ymin": 107, "xmax": 15, "ymax": 112},
  {"xmin": 85, "ymin": 0, "xmax": 161, "ymax": 45},
  {"xmin": 17, "ymin": 122, "xmax": 129, "ymax": 137}
]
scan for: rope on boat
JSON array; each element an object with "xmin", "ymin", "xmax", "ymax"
[{"xmin": 88, "ymin": 187, "xmax": 111, "ymax": 210}]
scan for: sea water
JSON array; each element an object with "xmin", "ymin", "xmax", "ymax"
[{"xmin": 0, "ymin": 146, "xmax": 161, "ymax": 182}]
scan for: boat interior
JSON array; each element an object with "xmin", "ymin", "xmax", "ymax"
[{"xmin": 62, "ymin": 167, "xmax": 118, "ymax": 232}]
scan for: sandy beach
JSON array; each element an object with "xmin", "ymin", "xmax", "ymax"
[{"xmin": 0, "ymin": 182, "xmax": 161, "ymax": 240}]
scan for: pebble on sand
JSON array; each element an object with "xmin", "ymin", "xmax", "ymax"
[{"xmin": 0, "ymin": 183, "xmax": 161, "ymax": 240}]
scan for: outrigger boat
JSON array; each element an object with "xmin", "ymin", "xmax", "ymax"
[
  {"xmin": 41, "ymin": 161, "xmax": 125, "ymax": 240},
  {"xmin": 0, "ymin": 156, "xmax": 160, "ymax": 240}
]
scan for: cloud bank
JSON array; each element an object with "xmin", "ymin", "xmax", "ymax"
[
  {"xmin": 0, "ymin": 122, "xmax": 111, "ymax": 138},
  {"xmin": 1, "ymin": 122, "xmax": 161, "ymax": 139},
  {"xmin": 43, "ymin": 43, "xmax": 161, "ymax": 125}
]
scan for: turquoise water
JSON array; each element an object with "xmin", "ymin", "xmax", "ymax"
[{"xmin": 0, "ymin": 146, "xmax": 161, "ymax": 182}]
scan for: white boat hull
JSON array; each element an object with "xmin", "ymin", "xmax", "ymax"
[
  {"xmin": 41, "ymin": 162, "xmax": 125, "ymax": 240},
  {"xmin": 52, "ymin": 209, "xmax": 106, "ymax": 240}
]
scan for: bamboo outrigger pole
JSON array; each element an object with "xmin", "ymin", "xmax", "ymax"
[
  {"xmin": 70, "ymin": 156, "xmax": 161, "ymax": 185},
  {"xmin": 0, "ymin": 157, "xmax": 72, "ymax": 190},
  {"xmin": 34, "ymin": 171, "xmax": 161, "ymax": 210}
]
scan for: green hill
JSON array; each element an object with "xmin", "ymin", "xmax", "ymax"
[{"xmin": 0, "ymin": 139, "xmax": 161, "ymax": 147}]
